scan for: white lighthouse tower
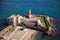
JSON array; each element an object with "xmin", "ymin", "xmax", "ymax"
[{"xmin": 28, "ymin": 9, "xmax": 32, "ymax": 18}]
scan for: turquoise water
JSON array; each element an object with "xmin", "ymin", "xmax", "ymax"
[{"xmin": 0, "ymin": 0, "xmax": 60, "ymax": 40}]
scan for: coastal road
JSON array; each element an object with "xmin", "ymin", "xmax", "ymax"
[
  {"xmin": 10, "ymin": 27, "xmax": 38, "ymax": 40},
  {"xmin": 4, "ymin": 26, "xmax": 38, "ymax": 40},
  {"xmin": 5, "ymin": 26, "xmax": 22, "ymax": 40},
  {"xmin": 6, "ymin": 27, "xmax": 20, "ymax": 40}
]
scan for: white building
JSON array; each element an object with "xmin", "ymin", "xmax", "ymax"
[
  {"xmin": 13, "ymin": 17, "xmax": 17, "ymax": 27},
  {"xmin": 37, "ymin": 19, "xmax": 41, "ymax": 25},
  {"xmin": 17, "ymin": 15, "xmax": 23, "ymax": 24}
]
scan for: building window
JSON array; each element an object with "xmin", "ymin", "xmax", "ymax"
[{"xmin": 6, "ymin": 31, "xmax": 8, "ymax": 33}]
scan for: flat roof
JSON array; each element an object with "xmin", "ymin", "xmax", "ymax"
[{"xmin": 22, "ymin": 18, "xmax": 37, "ymax": 21}]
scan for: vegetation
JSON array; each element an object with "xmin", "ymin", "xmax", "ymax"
[
  {"xmin": 40, "ymin": 17, "xmax": 45, "ymax": 23},
  {"xmin": 34, "ymin": 15, "xmax": 50, "ymax": 27}
]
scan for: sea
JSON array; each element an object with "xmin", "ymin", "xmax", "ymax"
[{"xmin": 0, "ymin": 0, "xmax": 60, "ymax": 40}]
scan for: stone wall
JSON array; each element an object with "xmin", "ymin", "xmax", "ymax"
[{"xmin": 0, "ymin": 25, "xmax": 13, "ymax": 37}]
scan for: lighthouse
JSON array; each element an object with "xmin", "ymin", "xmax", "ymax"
[{"xmin": 28, "ymin": 9, "xmax": 32, "ymax": 18}]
